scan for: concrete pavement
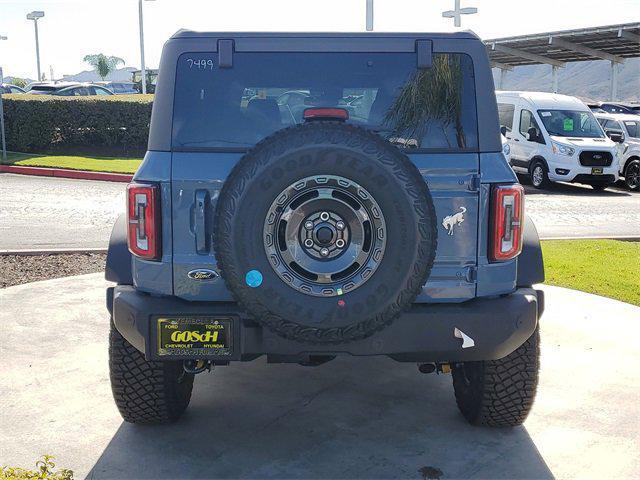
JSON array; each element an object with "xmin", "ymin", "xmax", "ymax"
[
  {"xmin": 1, "ymin": 173, "xmax": 639, "ymax": 251},
  {"xmin": 1, "ymin": 273, "xmax": 639, "ymax": 479}
]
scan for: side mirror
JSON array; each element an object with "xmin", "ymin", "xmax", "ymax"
[
  {"xmin": 500, "ymin": 125, "xmax": 507, "ymax": 136},
  {"xmin": 606, "ymin": 129, "xmax": 625, "ymax": 143}
]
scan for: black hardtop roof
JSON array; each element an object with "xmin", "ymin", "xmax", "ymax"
[{"xmin": 170, "ymin": 30, "xmax": 480, "ymax": 41}]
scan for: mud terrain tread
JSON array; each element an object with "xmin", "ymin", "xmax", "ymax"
[
  {"xmin": 109, "ymin": 322, "xmax": 193, "ymax": 424},
  {"xmin": 452, "ymin": 329, "xmax": 540, "ymax": 427},
  {"xmin": 213, "ymin": 122, "xmax": 437, "ymax": 344}
]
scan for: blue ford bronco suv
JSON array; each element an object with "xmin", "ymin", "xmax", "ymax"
[{"xmin": 106, "ymin": 31, "xmax": 545, "ymax": 427}]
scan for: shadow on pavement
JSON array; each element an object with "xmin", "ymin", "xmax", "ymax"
[
  {"xmin": 87, "ymin": 357, "xmax": 552, "ymax": 479},
  {"xmin": 518, "ymin": 175, "xmax": 632, "ymax": 197}
]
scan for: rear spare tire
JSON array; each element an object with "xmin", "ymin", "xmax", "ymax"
[{"xmin": 214, "ymin": 122, "xmax": 437, "ymax": 344}]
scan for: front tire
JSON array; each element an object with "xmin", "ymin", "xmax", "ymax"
[
  {"xmin": 530, "ymin": 161, "xmax": 551, "ymax": 189},
  {"xmin": 452, "ymin": 328, "xmax": 540, "ymax": 427},
  {"xmin": 624, "ymin": 159, "xmax": 640, "ymax": 191},
  {"xmin": 109, "ymin": 320, "xmax": 194, "ymax": 424}
]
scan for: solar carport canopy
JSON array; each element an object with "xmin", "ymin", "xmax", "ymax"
[{"xmin": 485, "ymin": 23, "xmax": 640, "ymax": 67}]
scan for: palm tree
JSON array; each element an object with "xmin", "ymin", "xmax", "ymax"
[
  {"xmin": 383, "ymin": 55, "xmax": 466, "ymax": 148},
  {"xmin": 83, "ymin": 54, "xmax": 125, "ymax": 81}
]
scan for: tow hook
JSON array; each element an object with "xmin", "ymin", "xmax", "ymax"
[{"xmin": 183, "ymin": 360, "xmax": 213, "ymax": 375}]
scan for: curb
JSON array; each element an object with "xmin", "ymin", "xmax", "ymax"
[
  {"xmin": 0, "ymin": 165, "xmax": 133, "ymax": 183},
  {"xmin": 0, "ymin": 248, "xmax": 108, "ymax": 256},
  {"xmin": 540, "ymin": 235, "xmax": 640, "ymax": 241}
]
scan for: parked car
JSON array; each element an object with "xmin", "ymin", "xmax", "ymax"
[
  {"xmin": 497, "ymin": 91, "xmax": 620, "ymax": 190},
  {"xmin": 26, "ymin": 82, "xmax": 114, "ymax": 96},
  {"xmin": 0, "ymin": 83, "xmax": 26, "ymax": 94},
  {"xmin": 595, "ymin": 112, "xmax": 640, "ymax": 191},
  {"xmin": 598, "ymin": 102, "xmax": 640, "ymax": 115},
  {"xmin": 96, "ymin": 81, "xmax": 138, "ymax": 95},
  {"xmin": 106, "ymin": 31, "xmax": 544, "ymax": 428}
]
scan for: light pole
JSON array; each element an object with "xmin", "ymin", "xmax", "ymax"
[
  {"xmin": 138, "ymin": 0, "xmax": 155, "ymax": 94},
  {"xmin": 27, "ymin": 11, "xmax": 45, "ymax": 81},
  {"xmin": 1, "ymin": 38, "xmax": 8, "ymax": 161},
  {"xmin": 1, "ymin": 66, "xmax": 7, "ymax": 162},
  {"xmin": 442, "ymin": 0, "xmax": 477, "ymax": 28}
]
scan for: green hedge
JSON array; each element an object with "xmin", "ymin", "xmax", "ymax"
[{"xmin": 1, "ymin": 94, "xmax": 153, "ymax": 157}]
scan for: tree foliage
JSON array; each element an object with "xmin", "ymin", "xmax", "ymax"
[
  {"xmin": 83, "ymin": 54, "xmax": 125, "ymax": 80},
  {"xmin": 383, "ymin": 54, "xmax": 466, "ymax": 148}
]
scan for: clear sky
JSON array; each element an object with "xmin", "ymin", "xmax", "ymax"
[{"xmin": 1, "ymin": 0, "xmax": 638, "ymax": 80}]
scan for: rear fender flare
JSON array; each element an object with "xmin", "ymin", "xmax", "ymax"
[
  {"xmin": 105, "ymin": 213, "xmax": 133, "ymax": 285},
  {"xmin": 517, "ymin": 216, "xmax": 544, "ymax": 287}
]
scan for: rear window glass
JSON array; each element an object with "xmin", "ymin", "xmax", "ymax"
[{"xmin": 172, "ymin": 52, "xmax": 478, "ymax": 151}]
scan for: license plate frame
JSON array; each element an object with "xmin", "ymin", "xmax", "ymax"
[
  {"xmin": 156, "ymin": 316, "xmax": 233, "ymax": 357},
  {"xmin": 591, "ymin": 167, "xmax": 604, "ymax": 175}
]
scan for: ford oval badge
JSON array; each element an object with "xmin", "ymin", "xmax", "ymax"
[{"xmin": 187, "ymin": 269, "xmax": 219, "ymax": 281}]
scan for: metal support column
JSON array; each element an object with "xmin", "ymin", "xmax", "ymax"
[
  {"xmin": 552, "ymin": 65, "xmax": 559, "ymax": 93},
  {"xmin": 0, "ymin": 67, "xmax": 6, "ymax": 162},
  {"xmin": 366, "ymin": 0, "xmax": 373, "ymax": 31},
  {"xmin": 499, "ymin": 68, "xmax": 507, "ymax": 90},
  {"xmin": 610, "ymin": 61, "xmax": 619, "ymax": 101}
]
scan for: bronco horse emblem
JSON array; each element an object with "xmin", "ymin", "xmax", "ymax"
[{"xmin": 442, "ymin": 207, "xmax": 466, "ymax": 235}]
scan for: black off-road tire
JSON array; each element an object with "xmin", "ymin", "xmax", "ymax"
[
  {"xmin": 109, "ymin": 321, "xmax": 194, "ymax": 424},
  {"xmin": 452, "ymin": 328, "xmax": 540, "ymax": 427},
  {"xmin": 214, "ymin": 122, "xmax": 437, "ymax": 345}
]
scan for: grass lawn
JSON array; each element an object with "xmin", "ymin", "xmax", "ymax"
[
  {"xmin": 542, "ymin": 239, "xmax": 640, "ymax": 306},
  {"xmin": 3, "ymin": 152, "xmax": 142, "ymax": 174}
]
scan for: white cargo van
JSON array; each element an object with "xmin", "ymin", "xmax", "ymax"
[{"xmin": 496, "ymin": 91, "xmax": 620, "ymax": 190}]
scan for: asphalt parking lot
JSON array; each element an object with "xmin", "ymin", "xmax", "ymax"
[
  {"xmin": 0, "ymin": 174, "xmax": 124, "ymax": 250},
  {"xmin": 0, "ymin": 273, "xmax": 638, "ymax": 479},
  {"xmin": 1, "ymin": 173, "xmax": 639, "ymax": 250}
]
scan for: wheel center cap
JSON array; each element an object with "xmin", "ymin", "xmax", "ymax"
[{"xmin": 315, "ymin": 225, "xmax": 334, "ymax": 245}]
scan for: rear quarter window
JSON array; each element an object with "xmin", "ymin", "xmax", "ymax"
[{"xmin": 172, "ymin": 52, "xmax": 478, "ymax": 152}]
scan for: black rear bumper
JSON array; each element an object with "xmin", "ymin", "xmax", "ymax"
[{"xmin": 108, "ymin": 286, "xmax": 542, "ymax": 363}]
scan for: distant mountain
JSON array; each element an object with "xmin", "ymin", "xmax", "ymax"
[
  {"xmin": 3, "ymin": 76, "xmax": 35, "ymax": 85},
  {"xmin": 60, "ymin": 67, "xmax": 137, "ymax": 83},
  {"xmin": 493, "ymin": 57, "xmax": 640, "ymax": 103}
]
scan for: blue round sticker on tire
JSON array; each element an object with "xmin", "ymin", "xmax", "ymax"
[{"xmin": 245, "ymin": 270, "xmax": 263, "ymax": 288}]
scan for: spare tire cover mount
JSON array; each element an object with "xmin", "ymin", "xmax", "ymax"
[{"xmin": 264, "ymin": 174, "xmax": 386, "ymax": 297}]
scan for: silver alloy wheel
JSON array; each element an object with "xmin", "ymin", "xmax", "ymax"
[
  {"xmin": 532, "ymin": 165, "xmax": 544, "ymax": 187},
  {"xmin": 625, "ymin": 162, "xmax": 640, "ymax": 190},
  {"xmin": 263, "ymin": 175, "xmax": 386, "ymax": 297}
]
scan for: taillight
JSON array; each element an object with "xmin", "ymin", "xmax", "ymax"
[
  {"xmin": 490, "ymin": 184, "xmax": 524, "ymax": 262},
  {"xmin": 127, "ymin": 183, "xmax": 161, "ymax": 260}
]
